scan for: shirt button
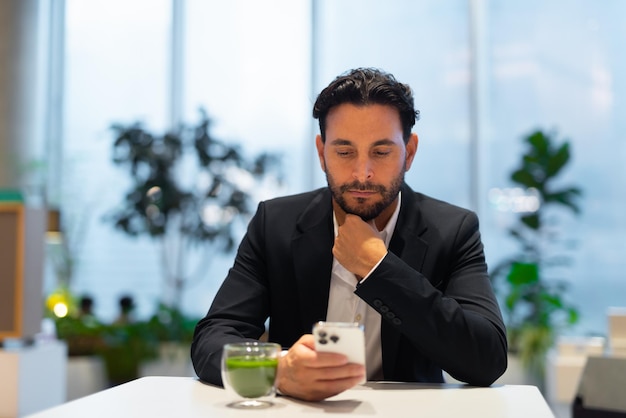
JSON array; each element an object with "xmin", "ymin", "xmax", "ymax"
[{"xmin": 355, "ymin": 314, "xmax": 362, "ymax": 322}]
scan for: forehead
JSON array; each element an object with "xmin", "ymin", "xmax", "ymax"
[{"xmin": 325, "ymin": 103, "xmax": 403, "ymax": 142}]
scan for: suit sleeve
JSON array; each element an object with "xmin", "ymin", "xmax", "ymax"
[{"xmin": 355, "ymin": 210, "xmax": 507, "ymax": 386}]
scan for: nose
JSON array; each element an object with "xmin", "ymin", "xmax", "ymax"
[{"xmin": 353, "ymin": 156, "xmax": 373, "ymax": 182}]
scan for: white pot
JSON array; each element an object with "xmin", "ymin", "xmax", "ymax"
[
  {"xmin": 139, "ymin": 342, "xmax": 196, "ymax": 378},
  {"xmin": 444, "ymin": 353, "xmax": 540, "ymax": 387},
  {"xmin": 66, "ymin": 356, "xmax": 107, "ymax": 401}
]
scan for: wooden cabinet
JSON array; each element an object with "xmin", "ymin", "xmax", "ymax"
[{"xmin": 0, "ymin": 203, "xmax": 46, "ymax": 340}]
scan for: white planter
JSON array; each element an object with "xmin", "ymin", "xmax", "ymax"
[
  {"xmin": 444, "ymin": 353, "xmax": 540, "ymax": 387},
  {"xmin": 66, "ymin": 355, "xmax": 107, "ymax": 401},
  {"xmin": 66, "ymin": 344, "xmax": 196, "ymax": 402},
  {"xmin": 139, "ymin": 342, "xmax": 196, "ymax": 378},
  {"xmin": 495, "ymin": 353, "xmax": 541, "ymax": 387}
]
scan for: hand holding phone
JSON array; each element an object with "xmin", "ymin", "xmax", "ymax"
[{"xmin": 312, "ymin": 321, "xmax": 366, "ymax": 383}]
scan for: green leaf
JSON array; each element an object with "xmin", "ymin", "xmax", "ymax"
[
  {"xmin": 511, "ymin": 169, "xmax": 539, "ymax": 188},
  {"xmin": 546, "ymin": 142, "xmax": 570, "ymax": 178},
  {"xmin": 507, "ymin": 262, "xmax": 539, "ymax": 286},
  {"xmin": 541, "ymin": 293, "xmax": 563, "ymax": 309},
  {"xmin": 567, "ymin": 308, "xmax": 579, "ymax": 325},
  {"xmin": 521, "ymin": 213, "xmax": 540, "ymax": 230},
  {"xmin": 527, "ymin": 131, "xmax": 549, "ymax": 156},
  {"xmin": 544, "ymin": 188, "xmax": 582, "ymax": 214}
]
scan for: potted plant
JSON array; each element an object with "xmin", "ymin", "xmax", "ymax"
[
  {"xmin": 138, "ymin": 303, "xmax": 199, "ymax": 377},
  {"xmin": 101, "ymin": 110, "xmax": 281, "ymax": 380},
  {"xmin": 491, "ymin": 129, "xmax": 582, "ymax": 386},
  {"xmin": 106, "ymin": 109, "xmax": 282, "ymax": 310},
  {"xmin": 50, "ymin": 304, "xmax": 158, "ymax": 387},
  {"xmin": 98, "ymin": 320, "xmax": 160, "ymax": 386}
]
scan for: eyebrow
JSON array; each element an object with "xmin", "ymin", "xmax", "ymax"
[{"xmin": 329, "ymin": 138, "xmax": 398, "ymax": 147}]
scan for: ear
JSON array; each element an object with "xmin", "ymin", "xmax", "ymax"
[
  {"xmin": 315, "ymin": 135, "xmax": 326, "ymax": 171},
  {"xmin": 404, "ymin": 133, "xmax": 418, "ymax": 171}
]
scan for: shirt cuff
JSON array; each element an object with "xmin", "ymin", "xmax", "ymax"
[{"xmin": 358, "ymin": 251, "xmax": 388, "ymax": 284}]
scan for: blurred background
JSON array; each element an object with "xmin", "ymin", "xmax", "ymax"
[{"xmin": 1, "ymin": 0, "xmax": 625, "ymax": 415}]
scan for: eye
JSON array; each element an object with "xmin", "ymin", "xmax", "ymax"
[
  {"xmin": 335, "ymin": 148, "xmax": 354, "ymax": 157},
  {"xmin": 372, "ymin": 148, "xmax": 392, "ymax": 157}
]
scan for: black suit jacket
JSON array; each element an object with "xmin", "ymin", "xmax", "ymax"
[{"xmin": 191, "ymin": 184, "xmax": 507, "ymax": 386}]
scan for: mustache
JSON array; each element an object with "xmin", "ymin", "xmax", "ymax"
[{"xmin": 339, "ymin": 181, "xmax": 386, "ymax": 193}]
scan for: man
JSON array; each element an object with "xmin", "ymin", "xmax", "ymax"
[{"xmin": 191, "ymin": 68, "xmax": 507, "ymax": 401}]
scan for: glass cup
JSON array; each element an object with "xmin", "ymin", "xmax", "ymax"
[{"xmin": 221, "ymin": 341, "xmax": 281, "ymax": 409}]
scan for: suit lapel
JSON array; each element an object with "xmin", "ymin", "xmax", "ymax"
[
  {"xmin": 292, "ymin": 189, "xmax": 335, "ymax": 331},
  {"xmin": 389, "ymin": 185, "xmax": 428, "ymax": 272},
  {"xmin": 382, "ymin": 184, "xmax": 429, "ymax": 377}
]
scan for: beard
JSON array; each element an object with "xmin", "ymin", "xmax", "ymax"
[{"xmin": 325, "ymin": 167, "xmax": 405, "ymax": 222}]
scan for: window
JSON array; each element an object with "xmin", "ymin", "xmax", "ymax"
[
  {"xmin": 53, "ymin": 1, "xmax": 626, "ymax": 335},
  {"xmin": 57, "ymin": 0, "xmax": 310, "ymax": 320},
  {"xmin": 482, "ymin": 0, "xmax": 626, "ymax": 335},
  {"xmin": 59, "ymin": 0, "xmax": 172, "ymax": 320}
]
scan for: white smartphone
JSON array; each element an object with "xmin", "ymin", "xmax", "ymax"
[{"xmin": 313, "ymin": 321, "xmax": 366, "ymax": 383}]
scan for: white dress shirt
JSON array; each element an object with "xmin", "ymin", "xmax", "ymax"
[{"xmin": 326, "ymin": 193, "xmax": 401, "ymax": 380}]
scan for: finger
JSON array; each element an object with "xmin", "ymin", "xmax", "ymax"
[
  {"xmin": 314, "ymin": 363, "xmax": 365, "ymax": 382},
  {"xmin": 286, "ymin": 336, "xmax": 348, "ymax": 368},
  {"xmin": 312, "ymin": 351, "xmax": 350, "ymax": 368},
  {"xmin": 343, "ymin": 213, "xmax": 366, "ymax": 226},
  {"xmin": 284, "ymin": 373, "xmax": 364, "ymax": 402},
  {"xmin": 344, "ymin": 214, "xmax": 377, "ymax": 233},
  {"xmin": 344, "ymin": 213, "xmax": 359, "ymax": 222},
  {"xmin": 299, "ymin": 334, "xmax": 316, "ymax": 349}
]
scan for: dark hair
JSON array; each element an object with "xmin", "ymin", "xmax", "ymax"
[
  {"xmin": 80, "ymin": 296, "xmax": 94, "ymax": 310},
  {"xmin": 119, "ymin": 295, "xmax": 134, "ymax": 311},
  {"xmin": 313, "ymin": 68, "xmax": 420, "ymax": 143}
]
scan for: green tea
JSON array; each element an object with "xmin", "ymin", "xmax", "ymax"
[{"xmin": 225, "ymin": 356, "xmax": 278, "ymax": 398}]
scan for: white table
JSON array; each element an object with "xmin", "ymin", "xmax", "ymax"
[{"xmin": 26, "ymin": 376, "xmax": 555, "ymax": 418}]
